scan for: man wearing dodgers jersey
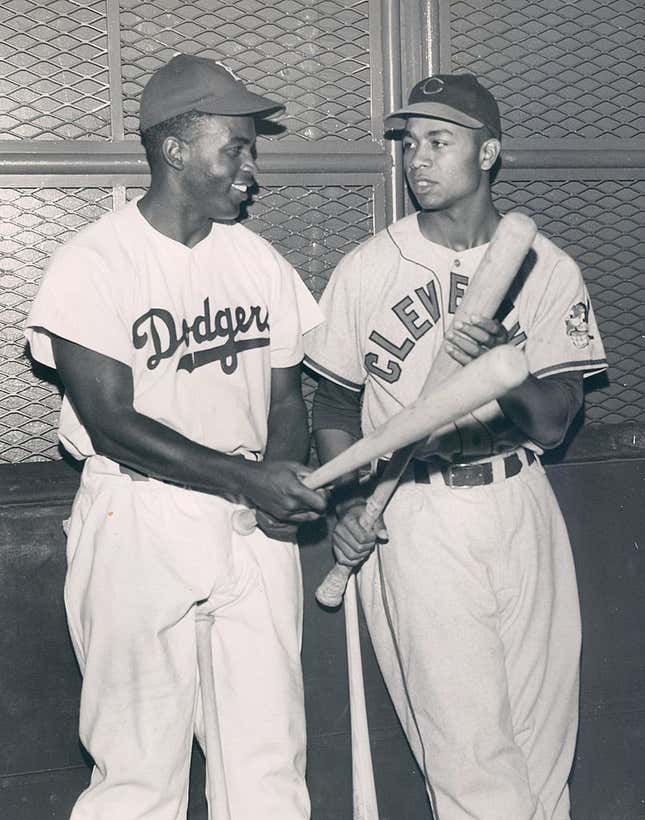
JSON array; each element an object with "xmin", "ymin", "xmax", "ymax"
[
  {"xmin": 305, "ymin": 74, "xmax": 607, "ymax": 819},
  {"xmin": 25, "ymin": 54, "xmax": 327, "ymax": 819}
]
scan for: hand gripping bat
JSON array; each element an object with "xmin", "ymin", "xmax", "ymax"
[
  {"xmin": 231, "ymin": 344, "xmax": 529, "ymax": 539},
  {"xmin": 315, "ymin": 211, "xmax": 537, "ymax": 607}
]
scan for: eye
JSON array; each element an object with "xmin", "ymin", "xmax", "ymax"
[
  {"xmin": 402, "ymin": 138, "xmax": 416, "ymax": 152},
  {"xmin": 226, "ymin": 145, "xmax": 243, "ymax": 157},
  {"xmin": 432, "ymin": 139, "xmax": 447, "ymax": 148}
]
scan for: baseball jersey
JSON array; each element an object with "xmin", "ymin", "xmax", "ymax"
[
  {"xmin": 304, "ymin": 212, "xmax": 607, "ymax": 458},
  {"xmin": 25, "ymin": 198, "xmax": 323, "ymax": 462}
]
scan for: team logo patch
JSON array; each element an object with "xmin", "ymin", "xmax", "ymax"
[
  {"xmin": 421, "ymin": 77, "xmax": 445, "ymax": 96},
  {"xmin": 566, "ymin": 301, "xmax": 593, "ymax": 349}
]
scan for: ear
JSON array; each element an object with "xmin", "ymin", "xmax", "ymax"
[
  {"xmin": 480, "ymin": 138, "xmax": 501, "ymax": 171},
  {"xmin": 161, "ymin": 135, "xmax": 185, "ymax": 171}
]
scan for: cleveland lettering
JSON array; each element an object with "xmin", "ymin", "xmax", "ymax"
[{"xmin": 365, "ymin": 273, "xmax": 526, "ymax": 383}]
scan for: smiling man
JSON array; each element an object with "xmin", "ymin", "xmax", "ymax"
[
  {"xmin": 304, "ymin": 74, "xmax": 607, "ymax": 819},
  {"xmin": 25, "ymin": 54, "xmax": 326, "ymax": 819}
]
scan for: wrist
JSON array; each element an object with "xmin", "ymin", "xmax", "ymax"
[
  {"xmin": 217, "ymin": 454, "xmax": 261, "ymax": 496},
  {"xmin": 331, "ymin": 484, "xmax": 366, "ymax": 518}
]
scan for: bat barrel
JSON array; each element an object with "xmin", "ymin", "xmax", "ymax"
[{"xmin": 309, "ymin": 345, "xmax": 528, "ymax": 491}]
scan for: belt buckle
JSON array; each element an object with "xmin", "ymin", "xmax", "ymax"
[
  {"xmin": 443, "ymin": 461, "xmax": 492, "ymax": 488},
  {"xmin": 443, "ymin": 465, "xmax": 459, "ymax": 488}
]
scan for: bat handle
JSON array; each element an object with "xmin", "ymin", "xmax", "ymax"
[{"xmin": 315, "ymin": 446, "xmax": 414, "ymax": 607}]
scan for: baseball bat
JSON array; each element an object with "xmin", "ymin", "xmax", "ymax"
[
  {"xmin": 344, "ymin": 573, "xmax": 379, "ymax": 819},
  {"xmin": 195, "ymin": 605, "xmax": 232, "ymax": 820},
  {"xmin": 316, "ymin": 211, "xmax": 537, "ymax": 606},
  {"xmin": 232, "ymin": 344, "xmax": 529, "ymax": 537}
]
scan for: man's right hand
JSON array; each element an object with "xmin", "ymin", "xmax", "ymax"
[
  {"xmin": 332, "ymin": 500, "xmax": 388, "ymax": 567},
  {"xmin": 245, "ymin": 460, "xmax": 327, "ymax": 523}
]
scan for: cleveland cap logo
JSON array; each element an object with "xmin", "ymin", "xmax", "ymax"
[{"xmin": 421, "ymin": 77, "xmax": 445, "ymax": 96}]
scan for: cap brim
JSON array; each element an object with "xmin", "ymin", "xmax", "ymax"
[
  {"xmin": 195, "ymin": 86, "xmax": 285, "ymax": 118},
  {"xmin": 384, "ymin": 102, "xmax": 484, "ymax": 131}
]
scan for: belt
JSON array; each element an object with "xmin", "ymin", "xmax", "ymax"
[
  {"xmin": 118, "ymin": 463, "xmax": 191, "ymax": 490},
  {"xmin": 377, "ymin": 448, "xmax": 536, "ymax": 489}
]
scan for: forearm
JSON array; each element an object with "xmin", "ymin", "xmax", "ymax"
[
  {"xmin": 315, "ymin": 428, "xmax": 384, "ymax": 565},
  {"xmin": 52, "ymin": 339, "xmax": 325, "ymax": 523},
  {"xmin": 498, "ymin": 372, "xmax": 582, "ymax": 449},
  {"xmin": 312, "ymin": 376, "xmax": 364, "ymax": 509},
  {"xmin": 90, "ymin": 405, "xmax": 255, "ymax": 496},
  {"xmin": 265, "ymin": 393, "xmax": 310, "ymax": 463},
  {"xmin": 314, "ymin": 428, "xmax": 365, "ymax": 513}
]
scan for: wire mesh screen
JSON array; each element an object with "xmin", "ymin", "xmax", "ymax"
[
  {"xmin": 494, "ymin": 178, "xmax": 645, "ymax": 426},
  {"xmin": 448, "ymin": 0, "xmax": 645, "ymax": 140},
  {"xmin": 246, "ymin": 185, "xmax": 374, "ymax": 298},
  {"xmin": 119, "ymin": 0, "xmax": 373, "ymax": 141},
  {"xmin": 246, "ymin": 184, "xmax": 374, "ymax": 419},
  {"xmin": 0, "ymin": 189, "xmax": 114, "ymax": 462},
  {"xmin": 0, "ymin": 0, "xmax": 111, "ymax": 140}
]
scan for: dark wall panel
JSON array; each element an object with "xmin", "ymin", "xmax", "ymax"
[{"xmin": 1, "ymin": 457, "xmax": 643, "ymax": 819}]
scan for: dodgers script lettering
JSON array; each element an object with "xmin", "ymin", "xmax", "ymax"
[{"xmin": 132, "ymin": 297, "xmax": 270, "ymax": 374}]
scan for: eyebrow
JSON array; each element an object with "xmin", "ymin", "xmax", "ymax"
[{"xmin": 227, "ymin": 136, "xmax": 254, "ymax": 145}]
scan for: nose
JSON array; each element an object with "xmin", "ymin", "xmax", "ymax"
[
  {"xmin": 409, "ymin": 148, "xmax": 431, "ymax": 170},
  {"xmin": 241, "ymin": 149, "xmax": 258, "ymax": 177}
]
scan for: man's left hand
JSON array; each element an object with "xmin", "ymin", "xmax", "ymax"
[{"xmin": 444, "ymin": 314, "xmax": 508, "ymax": 366}]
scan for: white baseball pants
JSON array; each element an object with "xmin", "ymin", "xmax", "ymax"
[
  {"xmin": 358, "ymin": 453, "xmax": 581, "ymax": 820},
  {"xmin": 64, "ymin": 455, "xmax": 309, "ymax": 820}
]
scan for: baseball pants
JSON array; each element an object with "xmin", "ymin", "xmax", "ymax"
[
  {"xmin": 358, "ymin": 451, "xmax": 581, "ymax": 820},
  {"xmin": 64, "ymin": 455, "xmax": 309, "ymax": 820}
]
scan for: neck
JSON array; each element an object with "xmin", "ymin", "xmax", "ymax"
[
  {"xmin": 417, "ymin": 196, "xmax": 500, "ymax": 251},
  {"xmin": 138, "ymin": 181, "xmax": 213, "ymax": 248}
]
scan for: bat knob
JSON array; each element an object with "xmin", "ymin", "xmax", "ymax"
[
  {"xmin": 231, "ymin": 508, "xmax": 257, "ymax": 535},
  {"xmin": 315, "ymin": 563, "xmax": 353, "ymax": 607}
]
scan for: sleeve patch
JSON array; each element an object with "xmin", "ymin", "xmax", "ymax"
[{"xmin": 565, "ymin": 300, "xmax": 594, "ymax": 349}]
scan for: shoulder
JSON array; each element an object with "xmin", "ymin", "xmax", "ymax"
[
  {"xmin": 42, "ymin": 205, "xmax": 137, "ymax": 304},
  {"xmin": 330, "ymin": 214, "xmax": 419, "ymax": 280},
  {"xmin": 384, "ymin": 212, "xmax": 423, "ymax": 246},
  {"xmin": 532, "ymin": 231, "xmax": 578, "ymax": 272},
  {"xmin": 359, "ymin": 213, "xmax": 419, "ymax": 262},
  {"xmin": 49, "ymin": 202, "xmax": 132, "ymax": 269},
  {"xmin": 513, "ymin": 230, "xmax": 582, "ymax": 299}
]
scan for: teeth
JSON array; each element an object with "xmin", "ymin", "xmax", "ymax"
[{"xmin": 232, "ymin": 183, "xmax": 248, "ymax": 192}]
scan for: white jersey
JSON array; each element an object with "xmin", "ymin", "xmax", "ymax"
[
  {"xmin": 304, "ymin": 212, "xmax": 607, "ymax": 458},
  {"xmin": 26, "ymin": 198, "xmax": 323, "ymax": 461}
]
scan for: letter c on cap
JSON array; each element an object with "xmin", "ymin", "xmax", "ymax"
[{"xmin": 422, "ymin": 77, "xmax": 444, "ymax": 96}]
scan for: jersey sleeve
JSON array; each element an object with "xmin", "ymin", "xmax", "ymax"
[
  {"xmin": 303, "ymin": 250, "xmax": 366, "ymax": 392},
  {"xmin": 523, "ymin": 255, "xmax": 608, "ymax": 380},
  {"xmin": 24, "ymin": 244, "xmax": 133, "ymax": 370},
  {"xmin": 267, "ymin": 253, "xmax": 324, "ymax": 369}
]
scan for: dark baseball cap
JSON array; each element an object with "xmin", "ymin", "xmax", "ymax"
[
  {"xmin": 385, "ymin": 73, "xmax": 501, "ymax": 139},
  {"xmin": 140, "ymin": 53, "xmax": 285, "ymax": 132}
]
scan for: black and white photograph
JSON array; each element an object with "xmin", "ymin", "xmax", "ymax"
[{"xmin": 0, "ymin": 1, "xmax": 643, "ymax": 818}]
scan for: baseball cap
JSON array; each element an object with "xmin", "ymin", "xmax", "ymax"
[
  {"xmin": 140, "ymin": 53, "xmax": 285, "ymax": 132},
  {"xmin": 385, "ymin": 73, "xmax": 501, "ymax": 139}
]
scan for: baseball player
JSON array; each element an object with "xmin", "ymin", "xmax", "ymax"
[
  {"xmin": 24, "ymin": 54, "xmax": 327, "ymax": 819},
  {"xmin": 304, "ymin": 74, "xmax": 607, "ymax": 819}
]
